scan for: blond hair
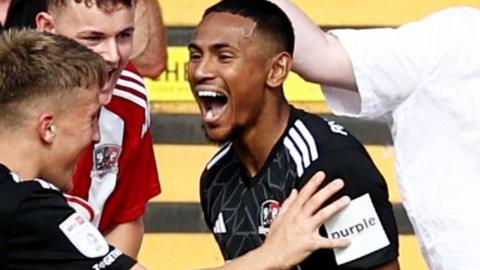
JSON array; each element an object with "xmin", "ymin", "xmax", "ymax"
[{"xmin": 0, "ymin": 29, "xmax": 107, "ymax": 127}]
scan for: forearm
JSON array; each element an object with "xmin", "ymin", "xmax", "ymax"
[
  {"xmin": 131, "ymin": 0, "xmax": 167, "ymax": 78},
  {"xmin": 105, "ymin": 217, "xmax": 145, "ymax": 258},
  {"xmin": 267, "ymin": 0, "xmax": 356, "ymax": 90}
]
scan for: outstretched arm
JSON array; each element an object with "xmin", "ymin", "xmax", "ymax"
[
  {"xmin": 131, "ymin": 0, "xmax": 168, "ymax": 78},
  {"xmin": 267, "ymin": 0, "xmax": 357, "ymax": 91},
  {"xmin": 206, "ymin": 172, "xmax": 351, "ymax": 270},
  {"xmin": 105, "ymin": 217, "xmax": 144, "ymax": 259}
]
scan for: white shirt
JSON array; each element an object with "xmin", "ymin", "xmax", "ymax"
[{"xmin": 324, "ymin": 7, "xmax": 480, "ymax": 270}]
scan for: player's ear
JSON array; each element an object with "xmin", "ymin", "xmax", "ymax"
[
  {"xmin": 37, "ymin": 113, "xmax": 56, "ymax": 144},
  {"xmin": 36, "ymin": 12, "xmax": 56, "ymax": 33},
  {"xmin": 266, "ymin": 52, "xmax": 292, "ymax": 88}
]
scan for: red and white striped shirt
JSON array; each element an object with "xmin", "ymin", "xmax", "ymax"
[{"xmin": 69, "ymin": 63, "xmax": 161, "ymax": 233}]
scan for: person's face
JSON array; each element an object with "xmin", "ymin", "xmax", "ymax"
[
  {"xmin": 44, "ymin": 87, "xmax": 101, "ymax": 191},
  {"xmin": 188, "ymin": 12, "xmax": 271, "ymax": 142},
  {"xmin": 50, "ymin": 2, "xmax": 134, "ymax": 105}
]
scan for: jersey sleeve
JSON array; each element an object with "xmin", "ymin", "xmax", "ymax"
[
  {"xmin": 106, "ymin": 63, "xmax": 161, "ymax": 226},
  {"xmin": 199, "ymin": 168, "xmax": 214, "ymax": 231},
  {"xmin": 109, "ymin": 129, "xmax": 161, "ymax": 226},
  {"xmin": 299, "ymin": 148, "xmax": 399, "ymax": 269},
  {"xmin": 9, "ymin": 187, "xmax": 136, "ymax": 270}
]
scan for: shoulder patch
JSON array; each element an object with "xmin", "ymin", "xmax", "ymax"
[
  {"xmin": 324, "ymin": 193, "xmax": 390, "ymax": 265},
  {"xmin": 59, "ymin": 212, "xmax": 109, "ymax": 258}
]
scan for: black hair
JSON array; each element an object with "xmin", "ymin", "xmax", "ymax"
[{"xmin": 204, "ymin": 0, "xmax": 294, "ymax": 55}]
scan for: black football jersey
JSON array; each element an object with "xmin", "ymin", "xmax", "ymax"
[
  {"xmin": 200, "ymin": 107, "xmax": 398, "ymax": 269},
  {"xmin": 0, "ymin": 163, "xmax": 135, "ymax": 270}
]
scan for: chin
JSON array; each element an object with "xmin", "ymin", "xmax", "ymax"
[{"xmin": 203, "ymin": 127, "xmax": 230, "ymax": 144}]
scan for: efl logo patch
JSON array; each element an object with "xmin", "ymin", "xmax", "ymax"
[
  {"xmin": 59, "ymin": 212, "xmax": 109, "ymax": 258},
  {"xmin": 91, "ymin": 144, "xmax": 122, "ymax": 178},
  {"xmin": 258, "ymin": 199, "xmax": 280, "ymax": 235},
  {"xmin": 324, "ymin": 193, "xmax": 390, "ymax": 265}
]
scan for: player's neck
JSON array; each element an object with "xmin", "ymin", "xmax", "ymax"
[
  {"xmin": 233, "ymin": 100, "xmax": 291, "ymax": 177},
  {"xmin": 0, "ymin": 139, "xmax": 42, "ymax": 181}
]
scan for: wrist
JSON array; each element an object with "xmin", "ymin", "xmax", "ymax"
[{"xmin": 254, "ymin": 243, "xmax": 291, "ymax": 270}]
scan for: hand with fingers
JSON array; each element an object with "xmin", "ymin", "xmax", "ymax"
[
  {"xmin": 205, "ymin": 171, "xmax": 350, "ymax": 270},
  {"xmin": 261, "ymin": 171, "xmax": 351, "ymax": 270}
]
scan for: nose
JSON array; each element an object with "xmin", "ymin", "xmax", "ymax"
[
  {"xmin": 99, "ymin": 38, "xmax": 120, "ymax": 65},
  {"xmin": 190, "ymin": 56, "xmax": 216, "ymax": 83}
]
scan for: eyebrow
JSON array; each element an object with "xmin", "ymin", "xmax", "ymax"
[
  {"xmin": 77, "ymin": 30, "xmax": 105, "ymax": 36},
  {"xmin": 188, "ymin": 42, "xmax": 235, "ymax": 51},
  {"xmin": 76, "ymin": 26, "xmax": 135, "ymax": 36},
  {"xmin": 121, "ymin": 27, "xmax": 135, "ymax": 33}
]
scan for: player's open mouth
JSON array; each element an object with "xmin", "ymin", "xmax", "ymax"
[
  {"xmin": 108, "ymin": 68, "xmax": 116, "ymax": 78},
  {"xmin": 107, "ymin": 67, "xmax": 118, "ymax": 83},
  {"xmin": 197, "ymin": 89, "xmax": 228, "ymax": 123},
  {"xmin": 101, "ymin": 68, "xmax": 117, "ymax": 93}
]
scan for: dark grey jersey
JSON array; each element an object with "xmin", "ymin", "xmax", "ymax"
[
  {"xmin": 200, "ymin": 107, "xmax": 398, "ymax": 269},
  {"xmin": 0, "ymin": 164, "xmax": 136, "ymax": 270}
]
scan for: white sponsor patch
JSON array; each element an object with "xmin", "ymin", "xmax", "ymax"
[
  {"xmin": 324, "ymin": 193, "xmax": 390, "ymax": 265},
  {"xmin": 59, "ymin": 212, "xmax": 109, "ymax": 258}
]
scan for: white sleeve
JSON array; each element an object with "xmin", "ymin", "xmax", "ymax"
[{"xmin": 323, "ymin": 7, "xmax": 480, "ymax": 120}]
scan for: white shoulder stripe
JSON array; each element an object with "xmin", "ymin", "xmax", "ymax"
[
  {"xmin": 288, "ymin": 127, "xmax": 311, "ymax": 168},
  {"xmin": 283, "ymin": 120, "xmax": 320, "ymax": 177},
  {"xmin": 9, "ymin": 172, "xmax": 59, "ymax": 190},
  {"xmin": 283, "ymin": 137, "xmax": 304, "ymax": 177},
  {"xmin": 34, "ymin": 178, "xmax": 59, "ymax": 190},
  {"xmin": 207, "ymin": 143, "xmax": 232, "ymax": 170},
  {"xmin": 113, "ymin": 89, "xmax": 148, "ymax": 110},
  {"xmin": 9, "ymin": 172, "xmax": 21, "ymax": 183},
  {"xmin": 120, "ymin": 69, "xmax": 144, "ymax": 86},
  {"xmin": 116, "ymin": 78, "xmax": 147, "ymax": 96},
  {"xmin": 294, "ymin": 120, "xmax": 318, "ymax": 160},
  {"xmin": 112, "ymin": 89, "xmax": 150, "ymax": 138}
]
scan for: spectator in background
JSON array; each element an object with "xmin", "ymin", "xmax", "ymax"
[
  {"xmin": 0, "ymin": 0, "xmax": 46, "ymax": 29},
  {"xmin": 268, "ymin": 0, "xmax": 480, "ymax": 268},
  {"xmin": 0, "ymin": 0, "xmax": 167, "ymax": 78},
  {"xmin": 131, "ymin": 0, "xmax": 168, "ymax": 78}
]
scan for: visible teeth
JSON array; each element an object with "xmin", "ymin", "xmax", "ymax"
[{"xmin": 198, "ymin": 90, "xmax": 224, "ymax": 98}]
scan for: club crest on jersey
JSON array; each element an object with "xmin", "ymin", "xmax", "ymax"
[
  {"xmin": 91, "ymin": 144, "xmax": 122, "ymax": 178},
  {"xmin": 258, "ymin": 199, "xmax": 280, "ymax": 235}
]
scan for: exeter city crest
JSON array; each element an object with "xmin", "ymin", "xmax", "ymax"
[
  {"xmin": 91, "ymin": 144, "xmax": 122, "ymax": 178},
  {"xmin": 258, "ymin": 199, "xmax": 280, "ymax": 235}
]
